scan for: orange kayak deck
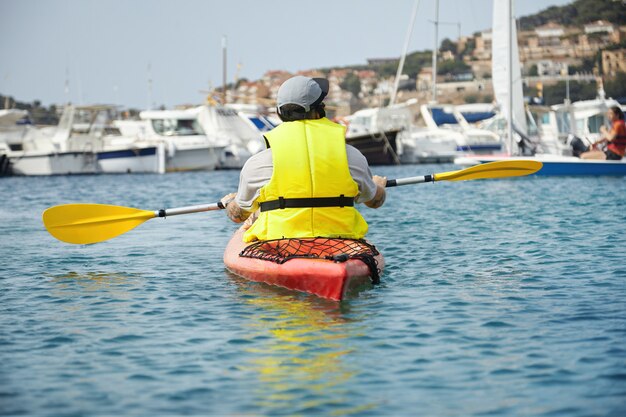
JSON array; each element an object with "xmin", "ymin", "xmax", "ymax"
[{"xmin": 223, "ymin": 227, "xmax": 384, "ymax": 301}]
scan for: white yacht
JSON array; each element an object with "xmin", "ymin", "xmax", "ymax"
[
  {"xmin": 2, "ymin": 128, "xmax": 98, "ymax": 176},
  {"xmin": 116, "ymin": 110, "xmax": 222, "ymax": 172},
  {"xmin": 191, "ymin": 105, "xmax": 264, "ymax": 169},
  {"xmin": 346, "ymin": 104, "xmax": 459, "ymax": 164},
  {"xmin": 0, "ymin": 109, "xmax": 31, "ymax": 175},
  {"xmin": 226, "ymin": 103, "xmax": 277, "ymax": 134},
  {"xmin": 455, "ymin": 103, "xmax": 497, "ymax": 124},
  {"xmin": 0, "ymin": 109, "xmax": 32, "ymax": 149},
  {"xmin": 4, "ymin": 105, "xmax": 161, "ymax": 176},
  {"xmin": 400, "ymin": 125, "xmax": 464, "ymax": 164},
  {"xmin": 420, "ymin": 104, "xmax": 502, "ymax": 154},
  {"xmin": 344, "ymin": 106, "xmax": 405, "ymax": 165}
]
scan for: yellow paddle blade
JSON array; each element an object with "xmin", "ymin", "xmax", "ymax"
[
  {"xmin": 435, "ymin": 160, "xmax": 542, "ymax": 182},
  {"xmin": 42, "ymin": 204, "xmax": 156, "ymax": 244}
]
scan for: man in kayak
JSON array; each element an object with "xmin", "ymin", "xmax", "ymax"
[
  {"xmin": 222, "ymin": 75, "xmax": 387, "ymax": 242},
  {"xmin": 580, "ymin": 106, "xmax": 626, "ymax": 160}
]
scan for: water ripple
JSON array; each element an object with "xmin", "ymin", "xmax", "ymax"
[{"xmin": 1, "ymin": 168, "xmax": 625, "ymax": 416}]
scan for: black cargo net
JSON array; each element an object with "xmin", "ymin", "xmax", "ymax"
[{"xmin": 240, "ymin": 238, "xmax": 381, "ymax": 284}]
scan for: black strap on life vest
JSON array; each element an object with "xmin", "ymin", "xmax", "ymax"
[{"xmin": 259, "ymin": 195, "xmax": 354, "ymax": 212}]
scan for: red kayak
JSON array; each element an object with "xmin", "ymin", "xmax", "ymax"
[{"xmin": 223, "ymin": 227, "xmax": 384, "ymax": 301}]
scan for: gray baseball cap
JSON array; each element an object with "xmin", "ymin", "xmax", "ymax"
[{"xmin": 276, "ymin": 76, "xmax": 329, "ymax": 112}]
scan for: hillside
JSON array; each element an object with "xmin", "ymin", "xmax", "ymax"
[
  {"xmin": 519, "ymin": 0, "xmax": 626, "ymax": 30},
  {"xmin": 321, "ymin": 0, "xmax": 626, "ymax": 79}
]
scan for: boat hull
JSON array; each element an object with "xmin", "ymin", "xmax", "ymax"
[
  {"xmin": 454, "ymin": 154, "xmax": 626, "ymax": 176},
  {"xmin": 9, "ymin": 151, "xmax": 97, "ymax": 175},
  {"xmin": 223, "ymin": 227, "xmax": 384, "ymax": 301},
  {"xmin": 399, "ymin": 131, "xmax": 459, "ymax": 164},
  {"xmin": 345, "ymin": 130, "xmax": 401, "ymax": 165},
  {"xmin": 165, "ymin": 146, "xmax": 221, "ymax": 172},
  {"xmin": 7, "ymin": 146, "xmax": 163, "ymax": 175},
  {"xmin": 217, "ymin": 144, "xmax": 252, "ymax": 170},
  {"xmin": 97, "ymin": 146, "xmax": 161, "ymax": 174},
  {"xmin": 456, "ymin": 144, "xmax": 503, "ymax": 154}
]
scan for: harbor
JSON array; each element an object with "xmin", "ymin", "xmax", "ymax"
[
  {"xmin": 2, "ymin": 0, "xmax": 626, "ymax": 176},
  {"xmin": 1, "ymin": 0, "xmax": 625, "ymax": 416}
]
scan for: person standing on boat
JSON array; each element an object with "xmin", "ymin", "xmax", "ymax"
[
  {"xmin": 221, "ymin": 75, "xmax": 387, "ymax": 242},
  {"xmin": 580, "ymin": 106, "xmax": 626, "ymax": 160}
]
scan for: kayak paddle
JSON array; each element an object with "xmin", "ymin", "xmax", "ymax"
[
  {"xmin": 43, "ymin": 202, "xmax": 225, "ymax": 245},
  {"xmin": 385, "ymin": 159, "xmax": 542, "ymax": 186},
  {"xmin": 43, "ymin": 160, "xmax": 542, "ymax": 244}
]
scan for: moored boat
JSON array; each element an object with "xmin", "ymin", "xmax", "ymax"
[
  {"xmin": 2, "ymin": 105, "xmax": 163, "ymax": 175},
  {"xmin": 344, "ymin": 106, "xmax": 405, "ymax": 165},
  {"xmin": 454, "ymin": 0, "xmax": 626, "ymax": 177},
  {"xmin": 420, "ymin": 104, "xmax": 503, "ymax": 154},
  {"xmin": 223, "ymin": 226, "xmax": 384, "ymax": 301},
  {"xmin": 455, "ymin": 154, "xmax": 626, "ymax": 176},
  {"xmin": 192, "ymin": 105, "xmax": 263, "ymax": 169},
  {"xmin": 116, "ymin": 110, "xmax": 223, "ymax": 172}
]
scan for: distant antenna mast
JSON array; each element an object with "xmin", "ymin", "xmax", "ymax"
[
  {"xmin": 113, "ymin": 84, "xmax": 119, "ymax": 106},
  {"xmin": 147, "ymin": 62, "xmax": 153, "ymax": 110},
  {"xmin": 2, "ymin": 72, "xmax": 9, "ymax": 108},
  {"xmin": 390, "ymin": 0, "xmax": 420, "ymax": 106},
  {"xmin": 3, "ymin": 74, "xmax": 9, "ymax": 108},
  {"xmin": 64, "ymin": 67, "xmax": 70, "ymax": 104},
  {"xmin": 234, "ymin": 63, "xmax": 241, "ymax": 84},
  {"xmin": 431, "ymin": 0, "xmax": 439, "ymax": 103},
  {"xmin": 222, "ymin": 35, "xmax": 227, "ymax": 105}
]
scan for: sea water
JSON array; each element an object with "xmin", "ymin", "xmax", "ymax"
[{"xmin": 1, "ymin": 165, "xmax": 625, "ymax": 416}]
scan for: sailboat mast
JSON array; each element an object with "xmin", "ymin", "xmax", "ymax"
[
  {"xmin": 390, "ymin": 0, "xmax": 420, "ymax": 106},
  {"xmin": 222, "ymin": 35, "xmax": 227, "ymax": 105},
  {"xmin": 431, "ymin": 0, "xmax": 439, "ymax": 103},
  {"xmin": 506, "ymin": 0, "xmax": 514, "ymax": 154},
  {"xmin": 147, "ymin": 62, "xmax": 153, "ymax": 110}
]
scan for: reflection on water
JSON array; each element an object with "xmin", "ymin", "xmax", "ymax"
[
  {"xmin": 231, "ymin": 276, "xmax": 379, "ymax": 416},
  {"xmin": 49, "ymin": 271, "xmax": 143, "ymax": 294},
  {"xmin": 46, "ymin": 271, "xmax": 144, "ymax": 316}
]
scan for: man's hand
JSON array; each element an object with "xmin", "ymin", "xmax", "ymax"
[
  {"xmin": 365, "ymin": 175, "xmax": 386, "ymax": 209},
  {"xmin": 221, "ymin": 193, "xmax": 251, "ymax": 223},
  {"xmin": 372, "ymin": 175, "xmax": 387, "ymax": 189},
  {"xmin": 220, "ymin": 192, "xmax": 237, "ymax": 207}
]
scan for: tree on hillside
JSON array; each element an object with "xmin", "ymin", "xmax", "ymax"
[
  {"xmin": 403, "ymin": 50, "xmax": 432, "ymax": 78},
  {"xmin": 0, "ymin": 94, "xmax": 14, "ymax": 109},
  {"xmin": 340, "ymin": 72, "xmax": 361, "ymax": 97},
  {"xmin": 370, "ymin": 50, "xmax": 430, "ymax": 79},
  {"xmin": 376, "ymin": 62, "xmax": 398, "ymax": 78},
  {"xmin": 235, "ymin": 78, "xmax": 249, "ymax": 88},
  {"xmin": 437, "ymin": 60, "xmax": 471, "ymax": 76},
  {"xmin": 459, "ymin": 38, "xmax": 476, "ymax": 56},
  {"xmin": 568, "ymin": 52, "xmax": 601, "ymax": 75},
  {"xmin": 519, "ymin": 0, "xmax": 626, "ymax": 30},
  {"xmin": 605, "ymin": 72, "xmax": 626, "ymax": 102},
  {"xmin": 440, "ymin": 38, "xmax": 457, "ymax": 55},
  {"xmin": 542, "ymin": 80, "xmax": 598, "ymax": 105},
  {"xmin": 571, "ymin": 0, "xmax": 626, "ymax": 25}
]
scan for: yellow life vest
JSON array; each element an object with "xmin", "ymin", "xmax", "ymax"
[{"xmin": 243, "ymin": 117, "xmax": 369, "ymax": 242}]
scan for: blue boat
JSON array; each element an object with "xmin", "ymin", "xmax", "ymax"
[
  {"xmin": 455, "ymin": 154, "xmax": 626, "ymax": 176},
  {"xmin": 466, "ymin": 1, "xmax": 626, "ymax": 177}
]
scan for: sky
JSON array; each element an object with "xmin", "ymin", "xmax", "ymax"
[{"xmin": 0, "ymin": 0, "xmax": 573, "ymax": 109}]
